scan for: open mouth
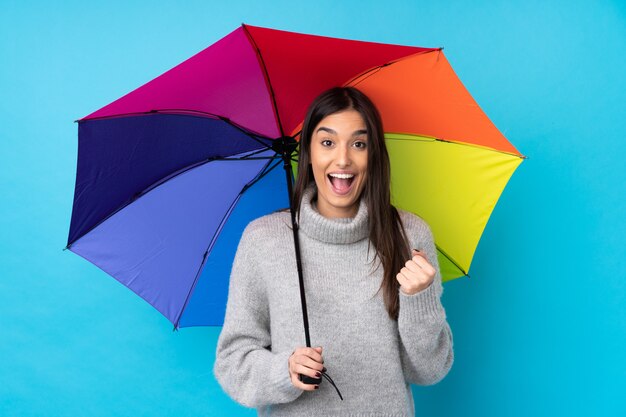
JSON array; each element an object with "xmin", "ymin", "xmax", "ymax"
[{"xmin": 327, "ymin": 173, "xmax": 355, "ymax": 195}]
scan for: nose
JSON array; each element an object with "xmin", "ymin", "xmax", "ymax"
[{"xmin": 335, "ymin": 144, "xmax": 351, "ymax": 168}]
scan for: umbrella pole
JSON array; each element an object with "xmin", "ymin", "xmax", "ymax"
[
  {"xmin": 279, "ymin": 138, "xmax": 312, "ymax": 347},
  {"xmin": 276, "ymin": 136, "xmax": 321, "ymax": 386}
]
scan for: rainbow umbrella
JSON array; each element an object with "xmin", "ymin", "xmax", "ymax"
[{"xmin": 66, "ymin": 24, "xmax": 524, "ymax": 331}]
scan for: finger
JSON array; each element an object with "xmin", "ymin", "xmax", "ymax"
[
  {"xmin": 399, "ymin": 267, "xmax": 414, "ymax": 282},
  {"xmin": 294, "ymin": 346, "xmax": 321, "ymax": 356},
  {"xmin": 299, "ymin": 347, "xmax": 324, "ymax": 364},
  {"xmin": 396, "ymin": 271, "xmax": 410, "ymax": 288},
  {"xmin": 397, "ymin": 272, "xmax": 418, "ymax": 294},
  {"xmin": 412, "ymin": 256, "xmax": 436, "ymax": 277},
  {"xmin": 412, "ymin": 249, "xmax": 429, "ymax": 263},
  {"xmin": 294, "ymin": 363, "xmax": 323, "ymax": 380},
  {"xmin": 412, "ymin": 254, "xmax": 436, "ymax": 275},
  {"xmin": 404, "ymin": 259, "xmax": 421, "ymax": 273},
  {"xmin": 409, "ymin": 263, "xmax": 436, "ymax": 285},
  {"xmin": 288, "ymin": 356, "xmax": 321, "ymax": 379},
  {"xmin": 311, "ymin": 346, "xmax": 324, "ymax": 361},
  {"xmin": 423, "ymin": 263, "xmax": 437, "ymax": 277},
  {"xmin": 296, "ymin": 355, "xmax": 324, "ymax": 372},
  {"xmin": 412, "ymin": 253, "xmax": 427, "ymax": 266},
  {"xmin": 401, "ymin": 266, "xmax": 427, "ymax": 284},
  {"xmin": 293, "ymin": 349, "xmax": 323, "ymax": 366}
]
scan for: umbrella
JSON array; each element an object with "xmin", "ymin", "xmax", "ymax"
[{"xmin": 65, "ymin": 24, "xmax": 524, "ymax": 337}]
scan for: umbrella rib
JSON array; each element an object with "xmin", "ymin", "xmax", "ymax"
[
  {"xmin": 132, "ymin": 153, "xmax": 279, "ymax": 197},
  {"xmin": 77, "ymin": 109, "xmax": 274, "ymax": 151},
  {"xmin": 213, "ymin": 114, "xmax": 274, "ymax": 150},
  {"xmin": 64, "ymin": 153, "xmax": 277, "ymax": 250},
  {"xmin": 345, "ymin": 64, "xmax": 386, "ymax": 88},
  {"xmin": 242, "ymin": 23, "xmax": 286, "ymax": 137},
  {"xmin": 385, "ymin": 134, "xmax": 527, "ymax": 159},
  {"xmin": 435, "ymin": 244, "xmax": 470, "ymax": 279},
  {"xmin": 233, "ymin": 147, "xmax": 275, "ymax": 159},
  {"xmin": 242, "ymin": 158, "xmax": 283, "ymax": 192},
  {"xmin": 174, "ymin": 189, "xmax": 245, "ymax": 330},
  {"xmin": 344, "ymin": 48, "xmax": 443, "ymax": 88},
  {"xmin": 221, "ymin": 156, "xmax": 281, "ymax": 161}
]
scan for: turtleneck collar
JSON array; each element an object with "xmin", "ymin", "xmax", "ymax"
[{"xmin": 298, "ymin": 184, "xmax": 369, "ymax": 244}]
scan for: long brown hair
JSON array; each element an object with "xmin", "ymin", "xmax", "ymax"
[{"xmin": 292, "ymin": 86, "xmax": 410, "ymax": 320}]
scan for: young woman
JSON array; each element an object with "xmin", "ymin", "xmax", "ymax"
[{"xmin": 214, "ymin": 87, "xmax": 454, "ymax": 416}]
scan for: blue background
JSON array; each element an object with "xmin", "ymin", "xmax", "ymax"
[{"xmin": 1, "ymin": 1, "xmax": 624, "ymax": 416}]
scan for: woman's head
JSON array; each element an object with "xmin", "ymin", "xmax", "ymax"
[
  {"xmin": 293, "ymin": 86, "xmax": 391, "ymax": 219},
  {"xmin": 293, "ymin": 86, "xmax": 410, "ymax": 321}
]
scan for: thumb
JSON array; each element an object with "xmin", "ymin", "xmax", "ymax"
[
  {"xmin": 412, "ymin": 248, "xmax": 428, "ymax": 261},
  {"xmin": 313, "ymin": 346, "xmax": 323, "ymax": 353}
]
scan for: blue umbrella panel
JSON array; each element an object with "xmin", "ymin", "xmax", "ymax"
[{"xmin": 66, "ymin": 113, "xmax": 288, "ymax": 328}]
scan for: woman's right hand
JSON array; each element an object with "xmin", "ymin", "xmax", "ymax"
[{"xmin": 288, "ymin": 346, "xmax": 324, "ymax": 390}]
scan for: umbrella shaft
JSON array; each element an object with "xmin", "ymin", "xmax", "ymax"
[{"xmin": 281, "ymin": 150, "xmax": 313, "ymax": 348}]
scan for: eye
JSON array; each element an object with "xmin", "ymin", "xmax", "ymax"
[
  {"xmin": 321, "ymin": 139, "xmax": 333, "ymax": 147},
  {"xmin": 353, "ymin": 140, "xmax": 368, "ymax": 149}
]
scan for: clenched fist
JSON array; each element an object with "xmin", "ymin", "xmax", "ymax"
[{"xmin": 396, "ymin": 249, "xmax": 436, "ymax": 295}]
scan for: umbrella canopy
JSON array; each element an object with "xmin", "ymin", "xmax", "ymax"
[{"xmin": 66, "ymin": 24, "xmax": 524, "ymax": 329}]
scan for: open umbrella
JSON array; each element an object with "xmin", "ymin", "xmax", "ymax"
[{"xmin": 65, "ymin": 24, "xmax": 524, "ymax": 337}]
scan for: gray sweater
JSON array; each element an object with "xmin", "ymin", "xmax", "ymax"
[{"xmin": 214, "ymin": 185, "xmax": 454, "ymax": 416}]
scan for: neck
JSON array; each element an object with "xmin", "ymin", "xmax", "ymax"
[
  {"xmin": 314, "ymin": 197, "xmax": 359, "ymax": 219},
  {"xmin": 298, "ymin": 184, "xmax": 369, "ymax": 244}
]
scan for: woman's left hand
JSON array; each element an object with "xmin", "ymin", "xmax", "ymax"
[{"xmin": 396, "ymin": 249, "xmax": 436, "ymax": 295}]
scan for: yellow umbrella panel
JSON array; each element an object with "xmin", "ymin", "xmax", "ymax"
[{"xmin": 386, "ymin": 133, "xmax": 523, "ymax": 281}]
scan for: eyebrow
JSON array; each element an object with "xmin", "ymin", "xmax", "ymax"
[{"xmin": 316, "ymin": 127, "xmax": 368, "ymax": 136}]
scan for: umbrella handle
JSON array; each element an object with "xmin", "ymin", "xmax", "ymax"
[
  {"xmin": 299, "ymin": 374, "xmax": 322, "ymax": 385},
  {"xmin": 300, "ymin": 371, "xmax": 344, "ymax": 400}
]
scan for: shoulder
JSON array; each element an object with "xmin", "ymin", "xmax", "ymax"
[
  {"xmin": 240, "ymin": 209, "xmax": 292, "ymax": 243},
  {"xmin": 396, "ymin": 208, "xmax": 436, "ymax": 243},
  {"xmin": 234, "ymin": 210, "xmax": 294, "ymax": 269}
]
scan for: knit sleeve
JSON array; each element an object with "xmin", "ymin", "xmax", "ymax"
[
  {"xmin": 397, "ymin": 216, "xmax": 454, "ymax": 386},
  {"xmin": 213, "ymin": 221, "xmax": 303, "ymax": 407}
]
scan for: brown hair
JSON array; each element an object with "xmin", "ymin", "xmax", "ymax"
[{"xmin": 292, "ymin": 86, "xmax": 410, "ymax": 320}]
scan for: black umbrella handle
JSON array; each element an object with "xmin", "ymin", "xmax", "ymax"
[
  {"xmin": 300, "ymin": 371, "xmax": 343, "ymax": 400},
  {"xmin": 299, "ymin": 374, "xmax": 322, "ymax": 385}
]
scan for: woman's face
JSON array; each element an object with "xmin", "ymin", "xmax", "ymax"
[{"xmin": 309, "ymin": 109, "xmax": 368, "ymax": 218}]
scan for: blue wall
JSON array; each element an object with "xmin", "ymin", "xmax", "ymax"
[{"xmin": 1, "ymin": 1, "xmax": 624, "ymax": 416}]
